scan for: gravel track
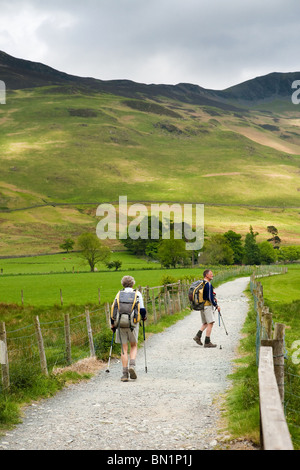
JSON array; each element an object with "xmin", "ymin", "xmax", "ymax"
[{"xmin": 0, "ymin": 277, "xmax": 250, "ymax": 451}]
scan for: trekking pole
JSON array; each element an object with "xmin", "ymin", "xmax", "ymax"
[
  {"xmin": 143, "ymin": 319, "xmax": 148, "ymax": 373},
  {"xmin": 217, "ymin": 308, "xmax": 228, "ymax": 336},
  {"xmin": 106, "ymin": 330, "xmax": 115, "ymax": 373}
]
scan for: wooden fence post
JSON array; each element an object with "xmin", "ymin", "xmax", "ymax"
[
  {"xmin": 0, "ymin": 322, "xmax": 10, "ymax": 391},
  {"xmin": 164, "ymin": 286, "xmax": 168, "ymax": 315},
  {"xmin": 168, "ymin": 291, "xmax": 173, "ymax": 315},
  {"xmin": 34, "ymin": 316, "xmax": 48, "ymax": 376},
  {"xmin": 60, "ymin": 289, "xmax": 63, "ymax": 306},
  {"xmin": 262, "ymin": 308, "xmax": 273, "ymax": 340},
  {"xmin": 85, "ymin": 307, "xmax": 95, "ymax": 357},
  {"xmin": 158, "ymin": 292, "xmax": 162, "ymax": 320},
  {"xmin": 64, "ymin": 313, "xmax": 72, "ymax": 365},
  {"xmin": 152, "ymin": 289, "xmax": 157, "ymax": 323},
  {"xmin": 177, "ymin": 281, "xmax": 181, "ymax": 312},
  {"xmin": 105, "ymin": 303, "xmax": 111, "ymax": 328}
]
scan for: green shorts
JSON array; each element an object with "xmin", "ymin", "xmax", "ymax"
[{"xmin": 116, "ymin": 324, "xmax": 139, "ymax": 344}]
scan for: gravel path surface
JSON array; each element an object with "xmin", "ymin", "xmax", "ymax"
[{"xmin": 0, "ymin": 277, "xmax": 250, "ymax": 451}]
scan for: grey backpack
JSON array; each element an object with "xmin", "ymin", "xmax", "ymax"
[
  {"xmin": 111, "ymin": 290, "xmax": 140, "ymax": 328},
  {"xmin": 188, "ymin": 280, "xmax": 207, "ymax": 310}
]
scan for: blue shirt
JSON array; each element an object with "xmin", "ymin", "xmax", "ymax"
[{"xmin": 203, "ymin": 281, "xmax": 217, "ymax": 307}]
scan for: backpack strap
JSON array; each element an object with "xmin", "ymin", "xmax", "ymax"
[
  {"xmin": 192, "ymin": 281, "xmax": 203, "ymax": 302},
  {"xmin": 116, "ymin": 291, "xmax": 121, "ymax": 311},
  {"xmin": 111, "ymin": 291, "xmax": 121, "ymax": 320},
  {"xmin": 132, "ymin": 290, "xmax": 141, "ymax": 325},
  {"xmin": 131, "ymin": 289, "xmax": 139, "ymax": 311}
]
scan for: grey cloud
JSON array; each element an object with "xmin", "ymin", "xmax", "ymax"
[{"xmin": 1, "ymin": 0, "xmax": 300, "ymax": 89}]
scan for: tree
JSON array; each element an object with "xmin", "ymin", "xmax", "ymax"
[
  {"xmin": 122, "ymin": 215, "xmax": 163, "ymax": 258},
  {"xmin": 106, "ymin": 260, "xmax": 122, "ymax": 271},
  {"xmin": 267, "ymin": 226, "xmax": 281, "ymax": 249},
  {"xmin": 201, "ymin": 234, "xmax": 234, "ymax": 265},
  {"xmin": 157, "ymin": 239, "xmax": 188, "ymax": 268},
  {"xmin": 60, "ymin": 238, "xmax": 75, "ymax": 253},
  {"xmin": 277, "ymin": 246, "xmax": 300, "ymax": 262},
  {"xmin": 77, "ymin": 233, "xmax": 110, "ymax": 272},
  {"xmin": 223, "ymin": 230, "xmax": 244, "ymax": 264},
  {"xmin": 244, "ymin": 226, "xmax": 261, "ymax": 265},
  {"xmin": 258, "ymin": 241, "xmax": 277, "ymax": 264},
  {"xmin": 122, "ymin": 215, "xmax": 191, "ymax": 261}
]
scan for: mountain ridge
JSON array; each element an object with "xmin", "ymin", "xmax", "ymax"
[
  {"xmin": 1, "ymin": 50, "xmax": 299, "ymax": 109},
  {"xmin": 0, "ymin": 50, "xmax": 300, "ymax": 255}
]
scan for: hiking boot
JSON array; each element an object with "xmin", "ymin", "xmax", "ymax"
[
  {"xmin": 121, "ymin": 372, "xmax": 129, "ymax": 382},
  {"xmin": 193, "ymin": 335, "xmax": 203, "ymax": 346},
  {"xmin": 204, "ymin": 342, "xmax": 217, "ymax": 348},
  {"xmin": 129, "ymin": 366, "xmax": 137, "ymax": 380}
]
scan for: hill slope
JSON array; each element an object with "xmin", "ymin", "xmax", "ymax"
[{"xmin": 0, "ymin": 51, "xmax": 299, "ymax": 255}]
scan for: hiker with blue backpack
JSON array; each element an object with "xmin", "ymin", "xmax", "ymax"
[
  {"xmin": 110, "ymin": 276, "xmax": 147, "ymax": 382},
  {"xmin": 190, "ymin": 269, "xmax": 221, "ymax": 348}
]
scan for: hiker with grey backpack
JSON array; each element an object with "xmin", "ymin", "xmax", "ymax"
[
  {"xmin": 189, "ymin": 269, "xmax": 221, "ymax": 348},
  {"xmin": 110, "ymin": 276, "xmax": 147, "ymax": 382}
]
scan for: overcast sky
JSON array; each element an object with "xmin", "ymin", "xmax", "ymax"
[{"xmin": 1, "ymin": 0, "xmax": 300, "ymax": 90}]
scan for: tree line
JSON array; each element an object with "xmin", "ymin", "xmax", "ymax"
[
  {"xmin": 59, "ymin": 218, "xmax": 300, "ymax": 271},
  {"xmin": 122, "ymin": 218, "xmax": 299, "ymax": 267}
]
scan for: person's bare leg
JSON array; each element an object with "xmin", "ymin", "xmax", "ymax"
[
  {"xmin": 129, "ymin": 342, "xmax": 137, "ymax": 361},
  {"xmin": 121, "ymin": 343, "xmax": 129, "ymax": 381},
  {"xmin": 206, "ymin": 323, "xmax": 213, "ymax": 337},
  {"xmin": 121, "ymin": 342, "xmax": 128, "ymax": 367},
  {"xmin": 129, "ymin": 342, "xmax": 138, "ymax": 379}
]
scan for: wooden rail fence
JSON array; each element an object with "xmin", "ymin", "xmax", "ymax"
[
  {"xmin": 251, "ymin": 269, "xmax": 294, "ymax": 450},
  {"xmin": 259, "ymin": 347, "xmax": 293, "ymax": 450}
]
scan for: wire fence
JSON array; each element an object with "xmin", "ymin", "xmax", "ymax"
[
  {"xmin": 0, "ymin": 279, "xmax": 194, "ymax": 394},
  {"xmin": 285, "ymin": 366, "xmax": 300, "ymax": 448},
  {"xmin": 0, "ymin": 306, "xmax": 107, "ymax": 394}
]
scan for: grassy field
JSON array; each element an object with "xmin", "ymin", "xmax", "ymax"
[
  {"xmin": 3, "ymin": 88, "xmax": 300, "ymax": 206},
  {"xmin": 1, "ymin": 202, "xmax": 299, "ymax": 257},
  {"xmin": 261, "ymin": 265, "xmax": 300, "ymax": 448},
  {"xmin": 261, "ymin": 264, "xmax": 300, "ymax": 301},
  {"xmin": 0, "ymin": 266, "xmax": 244, "ymax": 310},
  {"xmin": 0, "ymin": 267, "xmax": 197, "ymax": 307},
  {"xmin": 259, "ymin": 264, "xmax": 300, "ymax": 347},
  {"xmin": 0, "ymin": 249, "xmax": 257, "ymax": 326},
  {"xmin": 0, "ymin": 251, "xmax": 189, "ymax": 307},
  {"xmin": 0, "ymin": 249, "xmax": 259, "ymax": 309},
  {"xmin": 0, "ymin": 251, "xmax": 156, "ymax": 275},
  {"xmin": 0, "ymin": 86, "xmax": 300, "ymax": 255}
]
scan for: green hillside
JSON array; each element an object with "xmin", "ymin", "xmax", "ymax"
[{"xmin": 0, "ymin": 77, "xmax": 300, "ymax": 255}]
